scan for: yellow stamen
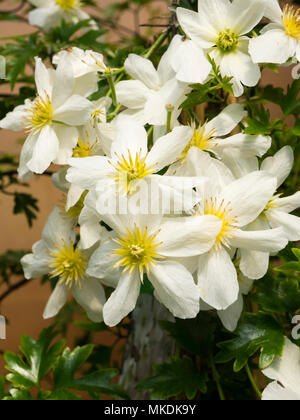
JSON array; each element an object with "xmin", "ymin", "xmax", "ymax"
[
  {"xmin": 110, "ymin": 151, "xmax": 155, "ymax": 195},
  {"xmin": 202, "ymin": 198, "xmax": 237, "ymax": 251},
  {"xmin": 25, "ymin": 95, "xmax": 53, "ymax": 133},
  {"xmin": 112, "ymin": 226, "xmax": 163, "ymax": 279},
  {"xmin": 216, "ymin": 29, "xmax": 239, "ymax": 53},
  {"xmin": 48, "ymin": 243, "xmax": 87, "ymax": 288},
  {"xmin": 262, "ymin": 194, "xmax": 282, "ymax": 221},
  {"xmin": 73, "ymin": 139, "xmax": 94, "ymax": 158},
  {"xmin": 55, "ymin": 0, "xmax": 79, "ymax": 10},
  {"xmin": 282, "ymin": 5, "xmax": 300, "ymax": 40},
  {"xmin": 180, "ymin": 123, "xmax": 217, "ymax": 160}
]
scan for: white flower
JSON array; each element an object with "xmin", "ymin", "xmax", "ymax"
[
  {"xmin": 53, "ymin": 47, "xmax": 109, "ymax": 97},
  {"xmin": 193, "ymin": 171, "xmax": 287, "ymax": 310},
  {"xmin": 66, "ymin": 121, "xmax": 202, "ymax": 212},
  {"xmin": 86, "ymin": 213, "xmax": 222, "ymax": 326},
  {"xmin": 0, "ymin": 57, "xmax": 93, "ymax": 178},
  {"xmin": 115, "ymin": 52, "xmax": 191, "ymax": 126},
  {"xmin": 166, "ymin": 104, "xmax": 271, "ymax": 177},
  {"xmin": 237, "ymin": 146, "xmax": 300, "ymax": 280},
  {"xmin": 28, "ymin": 0, "xmax": 96, "ymax": 32},
  {"xmin": 21, "ymin": 207, "xmax": 106, "ymax": 322},
  {"xmin": 249, "ymin": 1, "xmax": 300, "ymax": 64},
  {"xmin": 177, "ymin": 0, "xmax": 265, "ymax": 96},
  {"xmin": 262, "ymin": 337, "xmax": 300, "ymax": 400}
]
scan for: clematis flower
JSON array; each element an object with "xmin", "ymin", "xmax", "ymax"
[
  {"xmin": 237, "ymin": 146, "xmax": 300, "ymax": 281},
  {"xmin": 176, "ymin": 0, "xmax": 265, "ymax": 96},
  {"xmin": 192, "ymin": 171, "xmax": 288, "ymax": 310},
  {"xmin": 166, "ymin": 104, "xmax": 271, "ymax": 177},
  {"xmin": 115, "ymin": 52, "xmax": 191, "ymax": 126},
  {"xmin": 66, "ymin": 121, "xmax": 203, "ymax": 214},
  {"xmin": 28, "ymin": 0, "xmax": 96, "ymax": 32},
  {"xmin": 262, "ymin": 337, "xmax": 300, "ymax": 400},
  {"xmin": 87, "ymin": 213, "xmax": 222, "ymax": 326},
  {"xmin": 0, "ymin": 57, "xmax": 93, "ymax": 179},
  {"xmin": 53, "ymin": 47, "xmax": 109, "ymax": 97},
  {"xmin": 21, "ymin": 207, "xmax": 106, "ymax": 322},
  {"xmin": 249, "ymin": 0, "xmax": 300, "ymax": 64}
]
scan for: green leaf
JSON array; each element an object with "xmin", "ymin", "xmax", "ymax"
[
  {"xmin": 53, "ymin": 345, "xmax": 94, "ymax": 389},
  {"xmin": 13, "ymin": 193, "xmax": 39, "ymax": 227},
  {"xmin": 160, "ymin": 313, "xmax": 217, "ymax": 356},
  {"xmin": 4, "ymin": 327, "xmax": 65, "ymax": 388},
  {"xmin": 276, "ymin": 248, "xmax": 300, "ymax": 274},
  {"xmin": 137, "ymin": 356, "xmax": 207, "ymax": 400},
  {"xmin": 281, "ymin": 79, "xmax": 300, "ymax": 116},
  {"xmin": 251, "ymin": 273, "xmax": 300, "ymax": 313},
  {"xmin": 216, "ymin": 312, "xmax": 285, "ymax": 372},
  {"xmin": 0, "ymin": 376, "xmax": 5, "ymax": 399}
]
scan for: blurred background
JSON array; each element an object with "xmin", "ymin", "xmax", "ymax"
[{"xmin": 0, "ymin": 0, "xmax": 296, "ymax": 373}]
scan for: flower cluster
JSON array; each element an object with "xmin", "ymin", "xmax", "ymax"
[{"xmin": 1, "ymin": 0, "xmax": 299, "ymax": 334}]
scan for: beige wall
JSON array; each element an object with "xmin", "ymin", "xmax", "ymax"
[{"xmin": 0, "ymin": 1, "xmax": 293, "ymax": 374}]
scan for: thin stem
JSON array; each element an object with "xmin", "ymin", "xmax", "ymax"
[
  {"xmin": 107, "ymin": 72, "xmax": 118, "ymax": 107},
  {"xmin": 166, "ymin": 105, "xmax": 174, "ymax": 134},
  {"xmin": 0, "ymin": 278, "xmax": 28, "ymax": 303},
  {"xmin": 245, "ymin": 363, "xmax": 262, "ymax": 400},
  {"xmin": 210, "ymin": 355, "xmax": 226, "ymax": 401},
  {"xmin": 144, "ymin": 30, "xmax": 170, "ymax": 60}
]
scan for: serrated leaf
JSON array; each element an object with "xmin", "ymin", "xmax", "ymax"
[
  {"xmin": 216, "ymin": 313, "xmax": 284, "ymax": 372},
  {"xmin": 137, "ymin": 356, "xmax": 207, "ymax": 400}
]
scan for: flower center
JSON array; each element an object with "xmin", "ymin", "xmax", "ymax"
[
  {"xmin": 112, "ymin": 226, "xmax": 163, "ymax": 278},
  {"xmin": 203, "ymin": 198, "xmax": 237, "ymax": 250},
  {"xmin": 48, "ymin": 243, "xmax": 87, "ymax": 288},
  {"xmin": 55, "ymin": 0, "xmax": 79, "ymax": 10},
  {"xmin": 282, "ymin": 5, "xmax": 300, "ymax": 40},
  {"xmin": 25, "ymin": 95, "xmax": 53, "ymax": 133},
  {"xmin": 110, "ymin": 151, "xmax": 155, "ymax": 195},
  {"xmin": 180, "ymin": 124, "xmax": 217, "ymax": 160},
  {"xmin": 73, "ymin": 139, "xmax": 93, "ymax": 158},
  {"xmin": 216, "ymin": 29, "xmax": 239, "ymax": 53}
]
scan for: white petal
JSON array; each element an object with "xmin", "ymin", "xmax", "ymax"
[
  {"xmin": 170, "ymin": 39, "xmax": 212, "ymax": 84},
  {"xmin": 103, "ymin": 270, "xmax": 141, "ymax": 327},
  {"xmin": 220, "ymin": 149, "xmax": 259, "ymax": 179},
  {"xmin": 21, "ymin": 241, "xmax": 50, "ymax": 279},
  {"xmin": 124, "ymin": 54, "xmax": 160, "ymax": 90},
  {"xmin": 43, "ymin": 283, "xmax": 69, "ymax": 319},
  {"xmin": 72, "ymin": 277, "xmax": 106, "ymax": 323},
  {"xmin": 263, "ymin": 338, "xmax": 300, "ymax": 396},
  {"xmin": 54, "ymin": 125, "xmax": 78, "ymax": 164},
  {"xmin": 249, "ymin": 30, "xmax": 296, "ymax": 64},
  {"xmin": 54, "ymin": 95, "xmax": 93, "ymax": 126},
  {"xmin": 206, "ymin": 103, "xmax": 246, "ymax": 136},
  {"xmin": 42, "ymin": 206, "xmax": 75, "ymax": 250},
  {"xmin": 35, "ymin": 57, "xmax": 52, "ymax": 98},
  {"xmin": 197, "ymin": 248, "xmax": 239, "ymax": 310},
  {"xmin": 110, "ymin": 121, "xmax": 148, "ymax": 159},
  {"xmin": 66, "ymin": 156, "xmax": 111, "ymax": 190},
  {"xmin": 262, "ymin": 382, "xmax": 300, "ymax": 401},
  {"xmin": 215, "ymin": 134, "xmax": 271, "ymax": 157},
  {"xmin": 18, "ymin": 133, "xmax": 38, "ymax": 180},
  {"xmin": 261, "ymin": 146, "xmax": 294, "ymax": 188},
  {"xmin": 146, "ymin": 126, "xmax": 192, "ymax": 171},
  {"xmin": 27, "ymin": 125, "xmax": 59, "ymax": 174},
  {"xmin": 115, "ymin": 80, "xmax": 150, "ymax": 109},
  {"xmin": 231, "ymin": 0, "xmax": 265, "ymax": 35},
  {"xmin": 0, "ymin": 104, "xmax": 27, "ymax": 131},
  {"xmin": 218, "ymin": 293, "xmax": 244, "ymax": 332},
  {"xmin": 149, "ymin": 261, "xmax": 200, "ymax": 319},
  {"xmin": 230, "ymin": 227, "xmax": 288, "ymax": 253},
  {"xmin": 176, "ymin": 7, "xmax": 216, "ymax": 49},
  {"xmin": 267, "ymin": 210, "xmax": 300, "ymax": 242},
  {"xmin": 51, "ymin": 55, "xmax": 75, "ymax": 108},
  {"xmin": 157, "ymin": 215, "xmax": 222, "ymax": 257},
  {"xmin": 263, "ymin": 0, "xmax": 283, "ymax": 23},
  {"xmin": 222, "ymin": 171, "xmax": 277, "ymax": 227},
  {"xmin": 275, "ymin": 192, "xmax": 300, "ymax": 213}
]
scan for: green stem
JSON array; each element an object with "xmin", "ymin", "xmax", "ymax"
[
  {"xmin": 245, "ymin": 363, "xmax": 262, "ymax": 400},
  {"xmin": 210, "ymin": 355, "xmax": 226, "ymax": 401},
  {"xmin": 144, "ymin": 30, "xmax": 170, "ymax": 60},
  {"xmin": 166, "ymin": 104, "xmax": 174, "ymax": 134},
  {"xmin": 107, "ymin": 72, "xmax": 118, "ymax": 107}
]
